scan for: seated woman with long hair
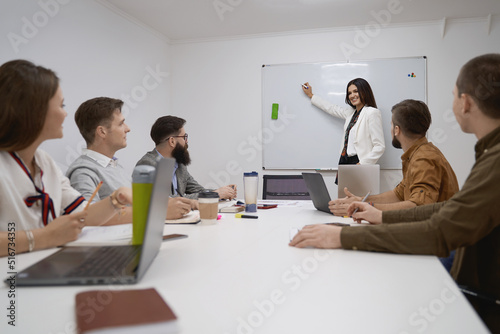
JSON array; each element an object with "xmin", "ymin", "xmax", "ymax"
[{"xmin": 0, "ymin": 59, "xmax": 132, "ymax": 257}]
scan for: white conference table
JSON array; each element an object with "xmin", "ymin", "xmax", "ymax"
[{"xmin": 0, "ymin": 201, "xmax": 490, "ymax": 334}]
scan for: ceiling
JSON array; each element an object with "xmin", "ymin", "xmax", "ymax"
[{"xmin": 102, "ymin": 0, "xmax": 500, "ymax": 43}]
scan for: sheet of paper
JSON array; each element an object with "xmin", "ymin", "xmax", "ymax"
[
  {"xmin": 65, "ymin": 224, "xmax": 132, "ymax": 246},
  {"xmin": 257, "ymin": 200, "xmax": 303, "ymax": 207}
]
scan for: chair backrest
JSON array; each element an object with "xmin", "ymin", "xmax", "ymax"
[{"xmin": 262, "ymin": 175, "xmax": 311, "ymax": 200}]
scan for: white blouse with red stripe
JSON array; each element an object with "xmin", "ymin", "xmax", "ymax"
[{"xmin": 0, "ymin": 149, "xmax": 86, "ymax": 231}]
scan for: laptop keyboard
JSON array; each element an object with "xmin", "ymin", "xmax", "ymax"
[{"xmin": 65, "ymin": 246, "xmax": 140, "ymax": 278}]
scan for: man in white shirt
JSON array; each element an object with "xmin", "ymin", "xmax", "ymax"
[{"xmin": 67, "ymin": 97, "xmax": 132, "ymax": 202}]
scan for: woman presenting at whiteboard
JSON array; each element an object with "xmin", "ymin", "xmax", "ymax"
[{"xmin": 302, "ymin": 78, "xmax": 385, "ymax": 173}]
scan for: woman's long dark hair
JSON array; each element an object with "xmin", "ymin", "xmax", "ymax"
[{"xmin": 0, "ymin": 59, "xmax": 59, "ymax": 151}]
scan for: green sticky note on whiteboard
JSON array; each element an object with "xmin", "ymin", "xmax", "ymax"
[{"xmin": 271, "ymin": 103, "xmax": 279, "ymax": 119}]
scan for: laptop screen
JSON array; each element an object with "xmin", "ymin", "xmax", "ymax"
[
  {"xmin": 301, "ymin": 172, "xmax": 332, "ymax": 214},
  {"xmin": 337, "ymin": 165, "xmax": 380, "ymax": 199}
]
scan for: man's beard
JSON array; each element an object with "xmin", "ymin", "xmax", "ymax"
[
  {"xmin": 172, "ymin": 142, "xmax": 191, "ymax": 165},
  {"xmin": 392, "ymin": 136, "xmax": 402, "ymax": 149}
]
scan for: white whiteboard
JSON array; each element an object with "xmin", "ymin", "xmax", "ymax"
[{"xmin": 261, "ymin": 57, "xmax": 427, "ymax": 169}]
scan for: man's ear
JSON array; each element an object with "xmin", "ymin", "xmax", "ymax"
[
  {"xmin": 167, "ymin": 136, "xmax": 176, "ymax": 148},
  {"xmin": 95, "ymin": 125, "xmax": 106, "ymax": 139},
  {"xmin": 393, "ymin": 125, "xmax": 401, "ymax": 137},
  {"xmin": 462, "ymin": 93, "xmax": 473, "ymax": 116}
]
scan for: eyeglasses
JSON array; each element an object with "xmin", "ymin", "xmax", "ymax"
[{"xmin": 167, "ymin": 134, "xmax": 188, "ymax": 142}]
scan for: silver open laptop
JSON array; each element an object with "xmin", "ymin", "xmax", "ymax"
[
  {"xmin": 337, "ymin": 164, "xmax": 380, "ymax": 199},
  {"xmin": 11, "ymin": 157, "xmax": 174, "ymax": 286}
]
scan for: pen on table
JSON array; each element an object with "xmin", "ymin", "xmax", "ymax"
[
  {"xmin": 235, "ymin": 214, "xmax": 258, "ymax": 219},
  {"xmin": 459, "ymin": 286, "xmax": 500, "ymax": 305},
  {"xmin": 352, "ymin": 191, "xmax": 371, "ymax": 215},
  {"xmin": 84, "ymin": 181, "xmax": 103, "ymax": 210}
]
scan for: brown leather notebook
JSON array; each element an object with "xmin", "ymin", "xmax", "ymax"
[{"xmin": 75, "ymin": 288, "xmax": 178, "ymax": 334}]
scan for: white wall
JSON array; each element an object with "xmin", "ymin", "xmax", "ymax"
[
  {"xmin": 0, "ymin": 0, "xmax": 171, "ymax": 175},
  {"xmin": 171, "ymin": 17, "xmax": 500, "ymax": 197}
]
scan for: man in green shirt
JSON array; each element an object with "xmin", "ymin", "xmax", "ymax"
[{"xmin": 290, "ymin": 53, "xmax": 500, "ymax": 332}]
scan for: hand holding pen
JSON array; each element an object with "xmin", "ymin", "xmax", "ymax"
[
  {"xmin": 302, "ymin": 82, "xmax": 313, "ymax": 98},
  {"xmin": 348, "ymin": 196, "xmax": 383, "ymax": 225},
  {"xmin": 352, "ymin": 191, "xmax": 371, "ymax": 215}
]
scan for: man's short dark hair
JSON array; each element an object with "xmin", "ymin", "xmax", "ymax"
[
  {"xmin": 75, "ymin": 97, "xmax": 123, "ymax": 145},
  {"xmin": 391, "ymin": 99, "xmax": 431, "ymax": 138},
  {"xmin": 151, "ymin": 115, "xmax": 186, "ymax": 146},
  {"xmin": 457, "ymin": 53, "xmax": 500, "ymax": 119}
]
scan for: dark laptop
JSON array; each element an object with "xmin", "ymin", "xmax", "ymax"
[
  {"xmin": 12, "ymin": 157, "xmax": 175, "ymax": 286},
  {"xmin": 301, "ymin": 173, "xmax": 332, "ymax": 214}
]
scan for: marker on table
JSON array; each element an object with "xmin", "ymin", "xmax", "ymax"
[
  {"xmin": 352, "ymin": 191, "xmax": 371, "ymax": 215},
  {"xmin": 84, "ymin": 181, "xmax": 103, "ymax": 210},
  {"xmin": 459, "ymin": 285, "xmax": 500, "ymax": 305},
  {"xmin": 235, "ymin": 214, "xmax": 258, "ymax": 219}
]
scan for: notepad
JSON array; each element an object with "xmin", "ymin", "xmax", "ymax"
[
  {"xmin": 219, "ymin": 206, "xmax": 244, "ymax": 213},
  {"xmin": 165, "ymin": 210, "xmax": 200, "ymax": 224},
  {"xmin": 218, "ymin": 199, "xmax": 237, "ymax": 210},
  {"xmin": 65, "ymin": 224, "xmax": 133, "ymax": 247},
  {"xmin": 75, "ymin": 288, "xmax": 179, "ymax": 334}
]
